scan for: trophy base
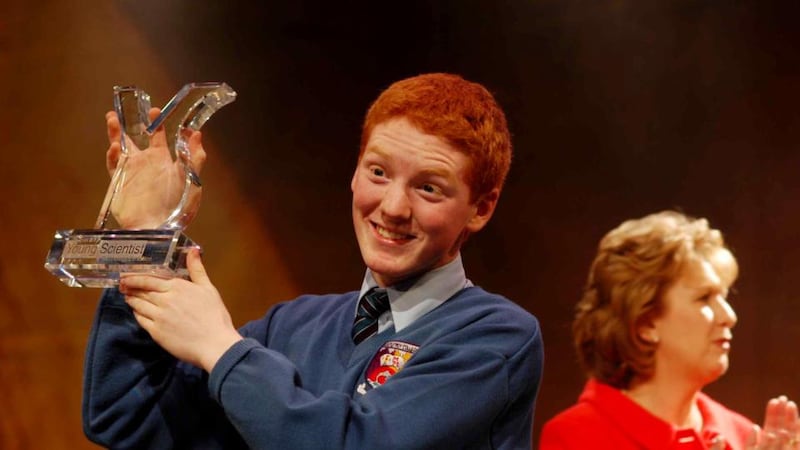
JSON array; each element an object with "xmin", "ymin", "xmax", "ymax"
[{"xmin": 44, "ymin": 229, "xmax": 200, "ymax": 288}]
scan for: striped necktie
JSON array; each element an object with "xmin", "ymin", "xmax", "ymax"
[{"xmin": 352, "ymin": 288, "xmax": 390, "ymax": 344}]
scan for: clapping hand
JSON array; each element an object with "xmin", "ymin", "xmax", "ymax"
[{"xmin": 745, "ymin": 396, "xmax": 800, "ymax": 450}]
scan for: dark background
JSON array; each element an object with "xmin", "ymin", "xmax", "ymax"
[{"xmin": 2, "ymin": 1, "xmax": 800, "ymax": 447}]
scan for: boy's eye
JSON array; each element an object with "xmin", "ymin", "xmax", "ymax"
[
  {"xmin": 420, "ymin": 183, "xmax": 444, "ymax": 196},
  {"xmin": 371, "ymin": 167, "xmax": 385, "ymax": 177}
]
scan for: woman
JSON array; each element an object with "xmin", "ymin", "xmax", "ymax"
[{"xmin": 540, "ymin": 211, "xmax": 799, "ymax": 449}]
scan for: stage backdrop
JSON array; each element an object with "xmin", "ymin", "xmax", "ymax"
[{"xmin": 1, "ymin": 1, "xmax": 799, "ymax": 448}]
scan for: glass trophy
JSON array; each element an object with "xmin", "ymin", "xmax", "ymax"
[{"xmin": 44, "ymin": 82, "xmax": 236, "ymax": 287}]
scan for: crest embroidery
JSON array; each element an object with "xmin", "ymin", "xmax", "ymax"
[{"xmin": 356, "ymin": 340, "xmax": 419, "ymax": 395}]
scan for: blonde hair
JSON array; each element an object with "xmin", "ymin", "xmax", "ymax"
[{"xmin": 573, "ymin": 210, "xmax": 737, "ymax": 388}]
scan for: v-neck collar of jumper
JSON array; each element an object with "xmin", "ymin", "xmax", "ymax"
[{"xmin": 357, "ymin": 253, "xmax": 471, "ymax": 333}]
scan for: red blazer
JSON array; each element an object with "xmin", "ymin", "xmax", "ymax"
[{"xmin": 540, "ymin": 379, "xmax": 754, "ymax": 450}]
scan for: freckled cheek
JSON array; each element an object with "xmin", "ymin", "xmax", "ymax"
[
  {"xmin": 413, "ymin": 210, "xmax": 461, "ymax": 236},
  {"xmin": 352, "ymin": 185, "xmax": 382, "ymax": 213}
]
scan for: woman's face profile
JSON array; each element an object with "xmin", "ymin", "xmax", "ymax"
[{"xmin": 647, "ymin": 249, "xmax": 738, "ymax": 387}]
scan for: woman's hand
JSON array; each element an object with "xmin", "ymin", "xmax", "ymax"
[{"xmin": 746, "ymin": 396, "xmax": 800, "ymax": 449}]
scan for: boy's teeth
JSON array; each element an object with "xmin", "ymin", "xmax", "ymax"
[{"xmin": 377, "ymin": 226, "xmax": 405, "ymax": 239}]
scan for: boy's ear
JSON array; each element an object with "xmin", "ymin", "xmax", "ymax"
[{"xmin": 466, "ymin": 188, "xmax": 500, "ymax": 233}]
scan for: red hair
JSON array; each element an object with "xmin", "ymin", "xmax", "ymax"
[{"xmin": 360, "ymin": 73, "xmax": 512, "ymax": 202}]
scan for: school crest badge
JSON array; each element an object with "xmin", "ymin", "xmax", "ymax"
[{"xmin": 356, "ymin": 340, "xmax": 419, "ymax": 395}]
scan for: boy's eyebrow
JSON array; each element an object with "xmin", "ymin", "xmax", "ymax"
[
  {"xmin": 363, "ymin": 146, "xmax": 390, "ymax": 159},
  {"xmin": 418, "ymin": 167, "xmax": 455, "ymax": 179},
  {"xmin": 363, "ymin": 144, "xmax": 460, "ymax": 181}
]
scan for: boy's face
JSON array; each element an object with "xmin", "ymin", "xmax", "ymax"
[{"xmin": 351, "ymin": 117, "xmax": 497, "ymax": 287}]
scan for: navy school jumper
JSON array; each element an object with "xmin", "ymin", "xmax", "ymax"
[{"xmin": 83, "ymin": 286, "xmax": 543, "ymax": 449}]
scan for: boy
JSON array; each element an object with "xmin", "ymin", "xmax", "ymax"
[{"xmin": 83, "ymin": 73, "xmax": 543, "ymax": 449}]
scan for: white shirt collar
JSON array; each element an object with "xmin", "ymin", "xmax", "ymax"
[{"xmin": 358, "ymin": 254, "xmax": 472, "ymax": 333}]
